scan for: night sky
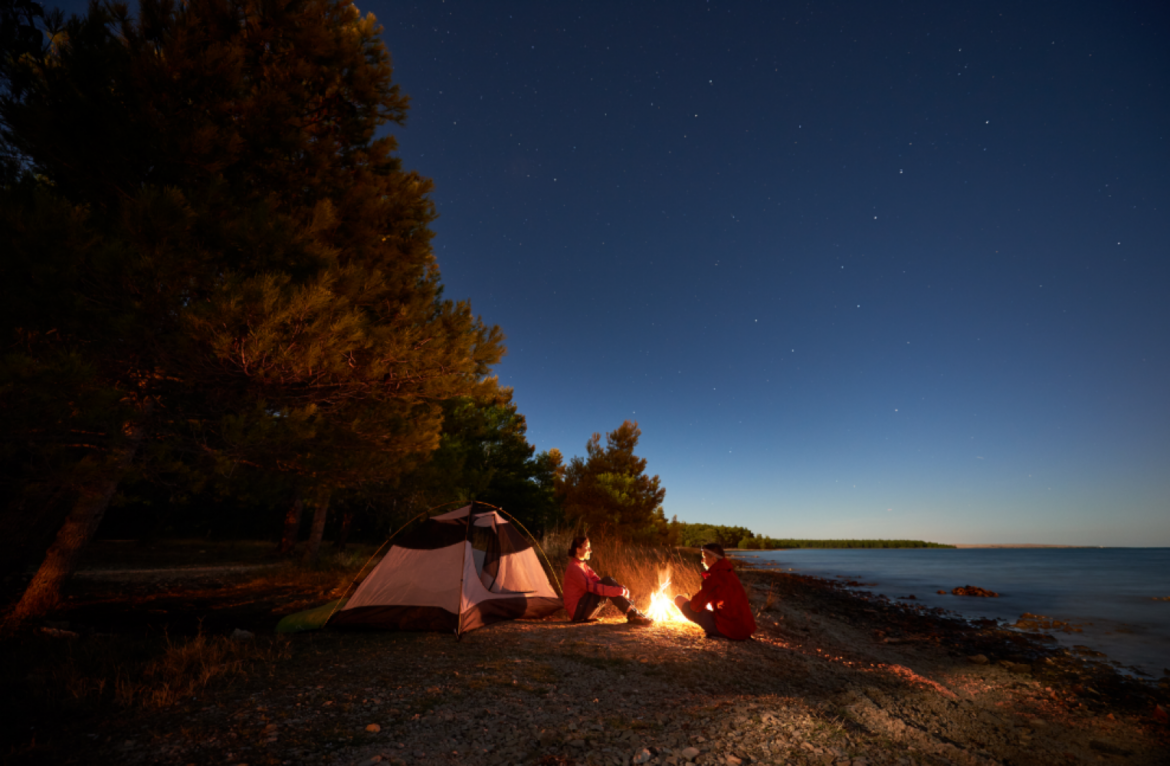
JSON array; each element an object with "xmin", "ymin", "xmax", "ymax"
[{"xmin": 58, "ymin": 1, "xmax": 1170, "ymax": 545}]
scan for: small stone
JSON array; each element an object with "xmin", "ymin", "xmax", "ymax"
[
  {"xmin": 1089, "ymin": 740, "xmax": 1132, "ymax": 756},
  {"xmin": 967, "ymin": 654, "xmax": 989, "ymax": 665},
  {"xmin": 680, "ymin": 746, "xmax": 701, "ymax": 760},
  {"xmin": 727, "ymin": 755, "xmax": 743, "ymax": 765},
  {"xmin": 951, "ymin": 585, "xmax": 999, "ymax": 598},
  {"xmin": 365, "ymin": 724, "xmax": 381, "ymax": 733},
  {"xmin": 633, "ymin": 748, "xmax": 653, "ymax": 764},
  {"xmin": 355, "ymin": 757, "xmax": 383, "ymax": 766},
  {"xmin": 230, "ymin": 629, "xmax": 255, "ymax": 640}
]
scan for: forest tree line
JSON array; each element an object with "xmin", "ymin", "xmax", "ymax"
[
  {"xmin": 0, "ymin": 0, "xmax": 675, "ymax": 626},
  {"xmin": 673, "ymin": 524, "xmax": 952, "ymax": 550}
]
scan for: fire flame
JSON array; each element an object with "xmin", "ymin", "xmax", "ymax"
[{"xmin": 643, "ymin": 571, "xmax": 693, "ymax": 624}]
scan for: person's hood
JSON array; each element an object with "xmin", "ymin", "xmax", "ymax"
[{"xmin": 702, "ymin": 557, "xmax": 734, "ymax": 576}]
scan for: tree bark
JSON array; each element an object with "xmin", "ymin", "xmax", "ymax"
[
  {"xmin": 277, "ymin": 493, "xmax": 303, "ymax": 555},
  {"xmin": 4, "ymin": 412, "xmax": 149, "ymax": 629},
  {"xmin": 301, "ymin": 489, "xmax": 331, "ymax": 564},
  {"xmin": 333, "ymin": 508, "xmax": 354, "ymax": 552}
]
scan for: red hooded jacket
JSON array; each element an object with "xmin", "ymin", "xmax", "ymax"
[
  {"xmin": 563, "ymin": 558, "xmax": 625, "ymax": 619},
  {"xmin": 689, "ymin": 557, "xmax": 757, "ymax": 640}
]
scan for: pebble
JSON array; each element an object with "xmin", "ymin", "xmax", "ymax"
[
  {"xmin": 632, "ymin": 747, "xmax": 653, "ymax": 764},
  {"xmin": 365, "ymin": 724, "xmax": 381, "ymax": 733},
  {"xmin": 680, "ymin": 745, "xmax": 701, "ymax": 760},
  {"xmin": 230, "ymin": 629, "xmax": 254, "ymax": 640}
]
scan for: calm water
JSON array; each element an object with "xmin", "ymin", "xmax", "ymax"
[{"xmin": 733, "ymin": 547, "xmax": 1170, "ymax": 678}]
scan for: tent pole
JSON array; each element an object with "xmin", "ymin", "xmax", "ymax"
[{"xmin": 455, "ymin": 500, "xmax": 475, "ymax": 640}]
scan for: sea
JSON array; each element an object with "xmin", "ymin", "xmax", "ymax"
[{"xmin": 732, "ymin": 547, "xmax": 1170, "ymax": 679}]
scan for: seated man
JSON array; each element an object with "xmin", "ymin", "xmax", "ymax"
[
  {"xmin": 563, "ymin": 536, "xmax": 652, "ymax": 626},
  {"xmin": 674, "ymin": 543, "xmax": 757, "ymax": 640}
]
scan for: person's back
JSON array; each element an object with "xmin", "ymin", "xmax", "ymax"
[{"xmin": 674, "ymin": 543, "xmax": 756, "ymax": 640}]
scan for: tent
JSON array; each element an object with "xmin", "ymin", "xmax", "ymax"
[{"xmin": 325, "ymin": 503, "xmax": 562, "ymax": 636}]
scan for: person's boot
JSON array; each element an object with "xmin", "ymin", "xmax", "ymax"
[{"xmin": 626, "ymin": 607, "xmax": 653, "ymax": 626}]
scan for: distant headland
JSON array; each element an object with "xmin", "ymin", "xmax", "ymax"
[{"xmin": 952, "ymin": 544, "xmax": 1086, "ymax": 549}]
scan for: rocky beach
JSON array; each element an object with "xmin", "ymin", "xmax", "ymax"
[{"xmin": 4, "ymin": 554, "xmax": 1168, "ymax": 766}]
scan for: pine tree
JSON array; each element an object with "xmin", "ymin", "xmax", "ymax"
[
  {"xmin": 381, "ymin": 387, "xmax": 563, "ymax": 536},
  {"xmin": 558, "ymin": 420, "xmax": 668, "ymax": 544},
  {"xmin": 1, "ymin": 0, "xmax": 502, "ymax": 622}
]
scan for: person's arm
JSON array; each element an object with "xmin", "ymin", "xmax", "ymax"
[
  {"xmin": 689, "ymin": 573, "xmax": 721, "ymax": 612},
  {"xmin": 583, "ymin": 564, "xmax": 627, "ymax": 598}
]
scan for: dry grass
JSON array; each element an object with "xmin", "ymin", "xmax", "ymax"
[
  {"xmin": 8, "ymin": 628, "xmax": 291, "ymax": 716},
  {"xmin": 250, "ymin": 547, "xmax": 381, "ymax": 601},
  {"xmin": 538, "ymin": 530, "xmax": 704, "ymax": 614},
  {"xmin": 116, "ymin": 630, "xmax": 291, "ymax": 708}
]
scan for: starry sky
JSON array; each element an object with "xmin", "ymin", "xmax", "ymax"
[{"xmin": 57, "ymin": 1, "xmax": 1170, "ymax": 545}]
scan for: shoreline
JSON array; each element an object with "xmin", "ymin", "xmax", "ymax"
[
  {"xmin": 2, "ymin": 553, "xmax": 1168, "ymax": 765},
  {"xmin": 729, "ymin": 547, "xmax": 1170, "ymax": 681},
  {"xmin": 743, "ymin": 560, "xmax": 1167, "ymax": 681}
]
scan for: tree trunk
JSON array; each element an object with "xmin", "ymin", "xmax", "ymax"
[
  {"xmin": 333, "ymin": 508, "xmax": 354, "ymax": 552},
  {"xmin": 301, "ymin": 489, "xmax": 331, "ymax": 565},
  {"xmin": 4, "ymin": 412, "xmax": 149, "ymax": 629},
  {"xmin": 277, "ymin": 494, "xmax": 303, "ymax": 555}
]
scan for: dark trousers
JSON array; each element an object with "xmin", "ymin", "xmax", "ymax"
[
  {"xmin": 572, "ymin": 576, "xmax": 632, "ymax": 622},
  {"xmin": 675, "ymin": 596, "xmax": 725, "ymax": 638}
]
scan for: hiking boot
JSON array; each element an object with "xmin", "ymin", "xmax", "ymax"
[{"xmin": 626, "ymin": 608, "xmax": 653, "ymax": 626}]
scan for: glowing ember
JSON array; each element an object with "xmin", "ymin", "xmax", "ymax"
[{"xmin": 643, "ymin": 572, "xmax": 693, "ymax": 624}]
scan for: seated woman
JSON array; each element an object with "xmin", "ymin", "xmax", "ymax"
[
  {"xmin": 674, "ymin": 543, "xmax": 757, "ymax": 640},
  {"xmin": 563, "ymin": 536, "xmax": 652, "ymax": 626}
]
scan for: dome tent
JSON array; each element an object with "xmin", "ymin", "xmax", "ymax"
[{"xmin": 326, "ymin": 503, "xmax": 562, "ymax": 636}]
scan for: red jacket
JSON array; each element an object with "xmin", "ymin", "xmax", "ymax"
[
  {"xmin": 563, "ymin": 558, "xmax": 625, "ymax": 618},
  {"xmin": 689, "ymin": 557, "xmax": 757, "ymax": 640}
]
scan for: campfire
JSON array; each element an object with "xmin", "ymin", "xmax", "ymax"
[{"xmin": 643, "ymin": 570, "xmax": 695, "ymax": 624}]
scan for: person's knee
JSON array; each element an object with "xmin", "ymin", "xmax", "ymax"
[{"xmin": 673, "ymin": 594, "xmax": 688, "ymax": 608}]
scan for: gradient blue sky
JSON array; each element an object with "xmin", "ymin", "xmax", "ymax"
[{"xmin": 58, "ymin": 1, "xmax": 1170, "ymax": 545}]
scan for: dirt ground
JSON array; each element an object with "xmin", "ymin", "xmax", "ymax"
[{"xmin": 3, "ymin": 544, "xmax": 1168, "ymax": 766}]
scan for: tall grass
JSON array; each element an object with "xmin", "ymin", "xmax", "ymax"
[
  {"xmin": 539, "ymin": 530, "xmax": 704, "ymax": 615},
  {"xmin": 6, "ymin": 629, "xmax": 291, "ymax": 716},
  {"xmin": 250, "ymin": 547, "xmax": 380, "ymax": 601}
]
